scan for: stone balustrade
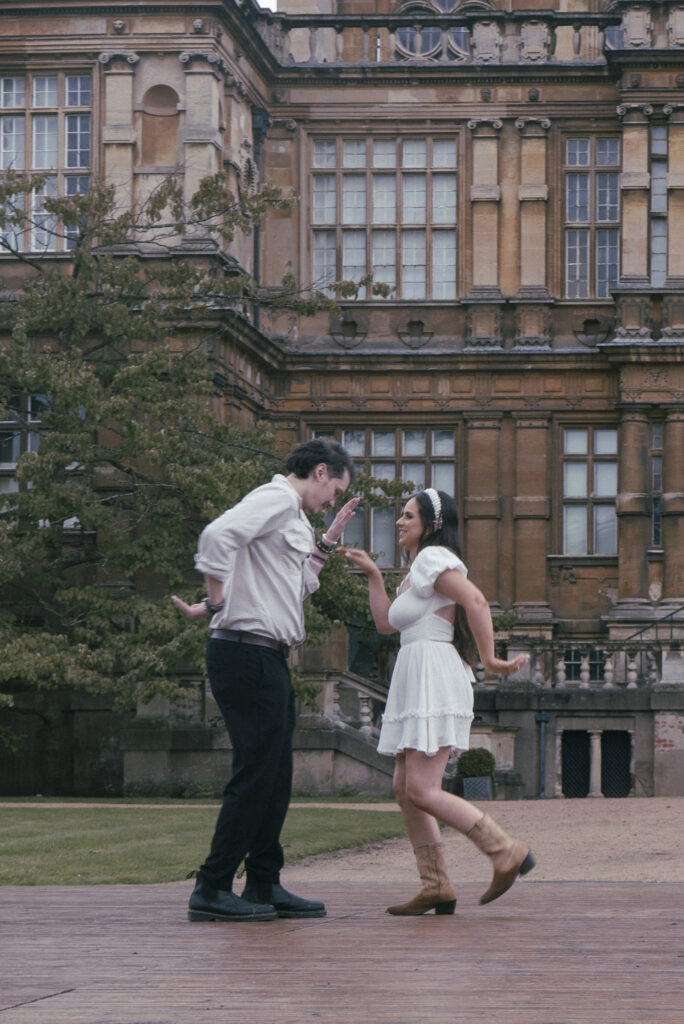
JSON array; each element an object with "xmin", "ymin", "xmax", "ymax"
[
  {"xmin": 478, "ymin": 634, "xmax": 684, "ymax": 691},
  {"xmin": 255, "ymin": 10, "xmax": 625, "ymax": 68}
]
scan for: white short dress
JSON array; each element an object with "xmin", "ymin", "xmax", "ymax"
[{"xmin": 377, "ymin": 546, "xmax": 475, "ymax": 758}]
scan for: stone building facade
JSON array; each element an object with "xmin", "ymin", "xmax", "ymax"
[{"xmin": 1, "ymin": 0, "xmax": 683, "ymax": 798}]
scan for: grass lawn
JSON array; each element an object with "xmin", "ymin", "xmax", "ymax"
[{"xmin": 0, "ymin": 804, "xmax": 404, "ymax": 886}]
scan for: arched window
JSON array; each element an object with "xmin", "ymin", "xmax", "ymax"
[
  {"xmin": 395, "ymin": 2, "xmax": 470, "ymax": 61},
  {"xmin": 140, "ymin": 85, "xmax": 179, "ymax": 167}
]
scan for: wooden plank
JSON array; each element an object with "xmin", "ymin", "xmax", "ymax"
[{"xmin": 1, "ymin": 880, "xmax": 683, "ymax": 1023}]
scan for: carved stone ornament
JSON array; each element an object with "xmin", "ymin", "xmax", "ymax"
[
  {"xmin": 240, "ymin": 156, "xmax": 258, "ymax": 197},
  {"xmin": 179, "ymin": 51, "xmax": 231, "ymax": 77},
  {"xmin": 269, "ymin": 117, "xmax": 297, "ymax": 132},
  {"xmin": 668, "ymin": 6, "xmax": 684, "ymax": 48},
  {"xmin": 519, "ymin": 21, "xmax": 551, "ymax": 64},
  {"xmin": 513, "ymin": 305, "xmax": 552, "ymax": 351},
  {"xmin": 467, "ymin": 117, "xmax": 503, "ymax": 132},
  {"xmin": 616, "ymin": 103, "xmax": 653, "ymax": 120},
  {"xmin": 98, "ymin": 51, "xmax": 140, "ymax": 65},
  {"xmin": 515, "ymin": 117, "xmax": 551, "ymax": 133},
  {"xmin": 471, "ymin": 21, "xmax": 502, "ymax": 64},
  {"xmin": 622, "ymin": 6, "xmax": 653, "ymax": 49},
  {"xmin": 612, "ymin": 296, "xmax": 654, "ymax": 342},
  {"xmin": 661, "ymin": 295, "xmax": 684, "ymax": 343},
  {"xmin": 330, "ymin": 318, "xmax": 366, "ymax": 350},
  {"xmin": 465, "ymin": 305, "xmax": 503, "ymax": 351}
]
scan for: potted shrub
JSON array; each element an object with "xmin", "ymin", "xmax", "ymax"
[{"xmin": 456, "ymin": 747, "xmax": 496, "ymax": 801}]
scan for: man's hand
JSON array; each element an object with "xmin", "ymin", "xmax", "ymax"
[
  {"xmin": 171, "ymin": 595, "xmax": 209, "ymax": 619},
  {"xmin": 325, "ymin": 496, "xmax": 361, "ymax": 543}
]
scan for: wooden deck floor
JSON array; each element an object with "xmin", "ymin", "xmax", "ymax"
[{"xmin": 2, "ymin": 879, "xmax": 683, "ymax": 1024}]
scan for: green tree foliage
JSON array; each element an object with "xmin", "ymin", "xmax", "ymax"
[{"xmin": 0, "ymin": 173, "xmax": 399, "ymax": 717}]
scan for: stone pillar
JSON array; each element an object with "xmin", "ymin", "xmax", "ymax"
[
  {"xmin": 616, "ymin": 410, "xmax": 651, "ymax": 603},
  {"xmin": 513, "ymin": 118, "xmax": 552, "ymax": 351},
  {"xmin": 179, "ymin": 52, "xmax": 224, "ymax": 242},
  {"xmin": 512, "ymin": 415, "xmax": 552, "ymax": 622},
  {"xmin": 464, "ymin": 414, "xmax": 502, "ymax": 604},
  {"xmin": 662, "ymin": 409, "xmax": 684, "ymax": 601},
  {"xmin": 553, "ymin": 729, "xmax": 563, "ymax": 798},
  {"xmin": 588, "ymin": 730, "xmax": 604, "ymax": 798},
  {"xmin": 617, "ymin": 104, "xmax": 652, "ymax": 286},
  {"xmin": 515, "ymin": 118, "xmax": 551, "ymax": 299},
  {"xmin": 467, "ymin": 118, "xmax": 503, "ymax": 297},
  {"xmin": 464, "ymin": 119, "xmax": 504, "ymax": 350},
  {"xmin": 99, "ymin": 51, "xmax": 139, "ymax": 213},
  {"xmin": 610, "ymin": 104, "xmax": 655, "ymax": 342},
  {"xmin": 664, "ymin": 103, "xmax": 684, "ymax": 290}
]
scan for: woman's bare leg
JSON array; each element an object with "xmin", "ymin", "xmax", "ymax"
[
  {"xmin": 402, "ymin": 747, "xmax": 484, "ymax": 834},
  {"xmin": 387, "ymin": 750, "xmax": 458, "ymax": 915},
  {"xmin": 393, "ymin": 751, "xmax": 442, "ymax": 846}
]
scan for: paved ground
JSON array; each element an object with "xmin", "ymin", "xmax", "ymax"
[
  {"xmin": 1, "ymin": 798, "xmax": 683, "ymax": 1024},
  {"xmin": 287, "ymin": 795, "xmax": 684, "ymax": 884}
]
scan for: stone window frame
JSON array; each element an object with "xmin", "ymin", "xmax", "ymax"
[
  {"xmin": 312, "ymin": 424, "xmax": 459, "ymax": 568},
  {"xmin": 560, "ymin": 423, "xmax": 619, "ymax": 557},
  {"xmin": 651, "ymin": 421, "xmax": 664, "ymax": 548},
  {"xmin": 650, "ymin": 123, "xmax": 668, "ymax": 288},
  {"xmin": 309, "ymin": 134, "xmax": 459, "ymax": 302},
  {"xmin": 0, "ymin": 394, "xmax": 51, "ymax": 497},
  {"xmin": 562, "ymin": 133, "xmax": 621, "ymax": 300},
  {"xmin": 0, "ymin": 70, "xmax": 92, "ymax": 255}
]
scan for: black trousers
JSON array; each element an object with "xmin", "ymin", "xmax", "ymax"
[{"xmin": 199, "ymin": 637, "xmax": 295, "ymax": 891}]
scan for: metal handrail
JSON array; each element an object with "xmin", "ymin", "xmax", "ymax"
[{"xmin": 621, "ymin": 605, "xmax": 684, "ymax": 645}]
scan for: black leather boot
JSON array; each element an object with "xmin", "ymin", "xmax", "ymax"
[
  {"xmin": 242, "ymin": 881, "xmax": 326, "ymax": 918},
  {"xmin": 188, "ymin": 876, "xmax": 277, "ymax": 922}
]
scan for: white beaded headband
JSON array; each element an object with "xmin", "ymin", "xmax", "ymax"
[{"xmin": 423, "ymin": 488, "xmax": 443, "ymax": 530}]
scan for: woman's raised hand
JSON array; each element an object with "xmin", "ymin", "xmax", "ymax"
[
  {"xmin": 342, "ymin": 547, "xmax": 381, "ymax": 577},
  {"xmin": 481, "ymin": 652, "xmax": 530, "ymax": 678}
]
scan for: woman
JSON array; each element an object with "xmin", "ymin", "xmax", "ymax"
[{"xmin": 344, "ymin": 488, "xmax": 534, "ymax": 915}]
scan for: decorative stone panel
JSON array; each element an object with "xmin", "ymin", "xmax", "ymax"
[
  {"xmin": 519, "ymin": 21, "xmax": 551, "ymax": 64},
  {"xmin": 622, "ymin": 5, "xmax": 653, "ymax": 49},
  {"xmin": 662, "ymin": 295, "xmax": 684, "ymax": 343},
  {"xmin": 513, "ymin": 305, "xmax": 552, "ymax": 351},
  {"xmin": 471, "ymin": 21, "xmax": 502, "ymax": 64},
  {"xmin": 668, "ymin": 6, "xmax": 684, "ymax": 48},
  {"xmin": 611, "ymin": 295, "xmax": 654, "ymax": 343},
  {"xmin": 465, "ymin": 305, "xmax": 503, "ymax": 351}
]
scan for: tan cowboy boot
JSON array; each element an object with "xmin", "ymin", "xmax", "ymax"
[
  {"xmin": 387, "ymin": 841, "xmax": 457, "ymax": 916},
  {"xmin": 466, "ymin": 813, "xmax": 535, "ymax": 905}
]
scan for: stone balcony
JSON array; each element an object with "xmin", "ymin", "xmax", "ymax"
[{"xmin": 254, "ymin": 9, "xmax": 625, "ymax": 68}]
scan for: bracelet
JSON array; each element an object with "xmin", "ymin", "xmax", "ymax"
[
  {"xmin": 310, "ymin": 551, "xmax": 328, "ymax": 564},
  {"xmin": 317, "ymin": 535, "xmax": 337, "ymax": 554},
  {"xmin": 203, "ymin": 596, "xmax": 225, "ymax": 614}
]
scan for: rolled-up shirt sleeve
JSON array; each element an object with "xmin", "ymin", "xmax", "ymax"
[
  {"xmin": 302, "ymin": 558, "xmax": 320, "ymax": 597},
  {"xmin": 195, "ymin": 485, "xmax": 295, "ymax": 580}
]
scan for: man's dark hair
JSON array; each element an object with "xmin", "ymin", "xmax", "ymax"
[{"xmin": 285, "ymin": 438, "xmax": 354, "ymax": 482}]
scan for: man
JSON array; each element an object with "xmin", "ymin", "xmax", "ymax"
[{"xmin": 172, "ymin": 439, "xmax": 358, "ymax": 922}]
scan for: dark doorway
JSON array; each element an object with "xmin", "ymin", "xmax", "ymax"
[
  {"xmin": 601, "ymin": 730, "xmax": 632, "ymax": 797},
  {"xmin": 561, "ymin": 730, "xmax": 590, "ymax": 798}
]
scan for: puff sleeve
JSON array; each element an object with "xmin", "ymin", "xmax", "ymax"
[{"xmin": 409, "ymin": 546, "xmax": 467, "ymax": 597}]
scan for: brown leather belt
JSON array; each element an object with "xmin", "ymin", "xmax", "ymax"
[{"xmin": 211, "ymin": 628, "xmax": 290, "ymax": 659}]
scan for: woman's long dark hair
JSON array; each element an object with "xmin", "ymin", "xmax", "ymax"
[{"xmin": 411, "ymin": 490, "xmax": 479, "ymax": 668}]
